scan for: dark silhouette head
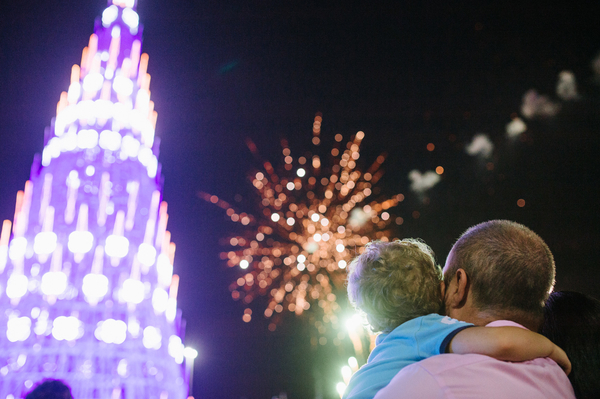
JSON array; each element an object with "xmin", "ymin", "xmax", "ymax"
[
  {"xmin": 25, "ymin": 379, "xmax": 73, "ymax": 399},
  {"xmin": 541, "ymin": 291, "xmax": 600, "ymax": 399}
]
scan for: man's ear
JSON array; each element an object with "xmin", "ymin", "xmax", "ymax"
[{"xmin": 447, "ymin": 268, "xmax": 469, "ymax": 309}]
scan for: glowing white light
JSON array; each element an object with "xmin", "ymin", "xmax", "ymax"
[
  {"xmin": 239, "ymin": 260, "xmax": 249, "ymax": 269},
  {"xmin": 67, "ymin": 170, "xmax": 80, "ymax": 188},
  {"xmin": 305, "ymin": 242, "xmax": 319, "ymax": 254},
  {"xmin": 82, "ymin": 72, "xmax": 104, "ymax": 93},
  {"xmin": 336, "ymin": 244, "xmax": 345, "ymax": 253},
  {"xmin": 77, "ymin": 129, "xmax": 99, "ymax": 149},
  {"xmin": 183, "ymin": 347, "xmax": 198, "ymax": 360},
  {"xmin": 346, "ymin": 314, "xmax": 364, "ymax": 333},
  {"xmin": 147, "ymin": 156, "xmax": 158, "ymax": 178},
  {"xmin": 297, "ymin": 263, "xmax": 306, "ymax": 271},
  {"xmin": 152, "ymin": 288, "xmax": 169, "ymax": 314},
  {"xmin": 82, "ymin": 273, "xmax": 109, "ymax": 300},
  {"xmin": 94, "ymin": 319, "xmax": 127, "ymax": 344},
  {"xmin": 271, "ymin": 213, "xmax": 280, "ymax": 223},
  {"xmin": 166, "ymin": 298, "xmax": 177, "ymax": 322},
  {"xmin": 76, "ymin": 100, "xmax": 95, "ymax": 122},
  {"xmin": 33, "ymin": 310, "xmax": 49, "ymax": 336},
  {"xmin": 68, "ymin": 231, "xmax": 94, "ymax": 253},
  {"xmin": 143, "ymin": 326, "xmax": 162, "ymax": 349},
  {"xmin": 117, "ymin": 359, "xmax": 128, "ymax": 377},
  {"xmin": 138, "ymin": 147, "xmax": 153, "ymax": 166},
  {"xmin": 113, "ymin": 76, "xmax": 134, "ymax": 97},
  {"xmin": 140, "ymin": 120, "xmax": 155, "ymax": 147},
  {"xmin": 6, "ymin": 274, "xmax": 28, "ymax": 299},
  {"xmin": 121, "ymin": 135, "xmax": 141, "ymax": 158},
  {"xmin": 105, "ymin": 235, "xmax": 129, "ymax": 258},
  {"xmin": 102, "ymin": 5, "xmax": 118, "ymax": 26},
  {"xmin": 67, "ymin": 82, "xmax": 81, "ymax": 103},
  {"xmin": 349, "ymin": 208, "xmax": 369, "ymax": 228},
  {"xmin": 94, "ymin": 99, "xmax": 113, "ymax": 120},
  {"xmin": 168, "ymin": 335, "xmax": 185, "ymax": 364},
  {"xmin": 320, "ymin": 218, "xmax": 329, "ymax": 226},
  {"xmin": 286, "ymin": 217, "xmax": 295, "ymax": 226},
  {"xmin": 122, "ymin": 8, "xmax": 139, "ymax": 29},
  {"xmin": 313, "ymin": 233, "xmax": 322, "ymax": 242},
  {"xmin": 286, "ymin": 182, "xmax": 295, "ymax": 190},
  {"xmin": 311, "ymin": 213, "xmax": 320, "ymax": 222},
  {"xmin": 121, "ymin": 279, "xmax": 145, "ymax": 304},
  {"xmin": 8, "ymin": 237, "xmax": 27, "ymax": 260},
  {"xmin": 297, "ymin": 254, "xmax": 306, "ymax": 263},
  {"xmin": 60, "ymin": 130, "xmax": 77, "ymax": 152},
  {"xmin": 33, "ymin": 232, "xmax": 57, "ymax": 255},
  {"xmin": 336, "ymin": 382, "xmax": 347, "ymax": 397},
  {"xmin": 7, "ymin": 317, "xmax": 31, "ymax": 342},
  {"xmin": 42, "ymin": 149, "xmax": 51, "ymax": 166},
  {"xmin": 41, "ymin": 272, "xmax": 68, "ymax": 296},
  {"xmin": 111, "ymin": 26, "xmax": 121, "ymax": 38},
  {"xmin": 52, "ymin": 316, "xmax": 83, "ymax": 341},
  {"xmin": 128, "ymin": 317, "xmax": 140, "ymax": 337},
  {"xmin": 137, "ymin": 243, "xmax": 157, "ymax": 267},
  {"xmin": 85, "ymin": 165, "xmax": 95, "ymax": 176},
  {"xmin": 131, "ymin": 109, "xmax": 147, "ymax": 130},
  {"xmin": 338, "ymin": 260, "xmax": 347, "ymax": 269},
  {"xmin": 99, "ymin": 130, "xmax": 122, "ymax": 151},
  {"xmin": 46, "ymin": 137, "xmax": 61, "ymax": 158},
  {"xmin": 341, "ymin": 365, "xmax": 352, "ymax": 380},
  {"xmin": 112, "ymin": 102, "xmax": 131, "ymax": 124},
  {"xmin": 297, "ymin": 168, "xmax": 306, "ymax": 177},
  {"xmin": 348, "ymin": 357, "xmax": 358, "ymax": 369},
  {"xmin": 157, "ymin": 253, "xmax": 173, "ymax": 286},
  {"xmin": 322, "ymin": 233, "xmax": 330, "ymax": 241},
  {"xmin": 55, "ymin": 105, "xmax": 77, "ymax": 135},
  {"xmin": 17, "ymin": 355, "xmax": 27, "ymax": 369},
  {"xmin": 0, "ymin": 245, "xmax": 7, "ymax": 272}
]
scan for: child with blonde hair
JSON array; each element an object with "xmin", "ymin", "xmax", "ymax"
[{"xmin": 343, "ymin": 239, "xmax": 570, "ymax": 399}]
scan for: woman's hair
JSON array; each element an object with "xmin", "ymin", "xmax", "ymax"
[
  {"xmin": 347, "ymin": 239, "xmax": 443, "ymax": 333},
  {"xmin": 540, "ymin": 291, "xmax": 600, "ymax": 399}
]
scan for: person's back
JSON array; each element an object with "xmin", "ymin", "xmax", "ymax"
[
  {"xmin": 375, "ymin": 321, "xmax": 575, "ymax": 399},
  {"xmin": 374, "ymin": 220, "xmax": 575, "ymax": 398}
]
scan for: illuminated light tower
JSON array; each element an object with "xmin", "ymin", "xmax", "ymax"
[{"xmin": 0, "ymin": 1, "xmax": 191, "ymax": 398}]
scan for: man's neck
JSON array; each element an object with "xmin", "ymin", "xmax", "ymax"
[{"xmin": 469, "ymin": 309, "xmax": 541, "ymax": 331}]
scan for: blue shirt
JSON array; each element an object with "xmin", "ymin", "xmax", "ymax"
[{"xmin": 343, "ymin": 313, "xmax": 473, "ymax": 399}]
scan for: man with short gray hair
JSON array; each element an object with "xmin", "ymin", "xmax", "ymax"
[{"xmin": 374, "ymin": 220, "xmax": 575, "ymax": 399}]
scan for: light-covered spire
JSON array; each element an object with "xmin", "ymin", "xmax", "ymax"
[{"xmin": 110, "ymin": 0, "xmax": 138, "ymax": 10}]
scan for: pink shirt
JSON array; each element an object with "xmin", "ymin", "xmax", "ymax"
[{"xmin": 374, "ymin": 320, "xmax": 575, "ymax": 399}]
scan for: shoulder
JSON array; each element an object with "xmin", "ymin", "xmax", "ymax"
[
  {"xmin": 373, "ymin": 358, "xmax": 446, "ymax": 399},
  {"xmin": 387, "ymin": 314, "xmax": 469, "ymax": 337},
  {"xmin": 376, "ymin": 354, "xmax": 576, "ymax": 399}
]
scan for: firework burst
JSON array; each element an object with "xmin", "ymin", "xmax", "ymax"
[{"xmin": 199, "ymin": 114, "xmax": 404, "ymax": 333}]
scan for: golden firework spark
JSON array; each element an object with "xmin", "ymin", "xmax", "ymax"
[{"xmin": 199, "ymin": 114, "xmax": 404, "ymax": 333}]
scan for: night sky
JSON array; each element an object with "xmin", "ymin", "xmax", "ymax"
[{"xmin": 1, "ymin": 1, "xmax": 599, "ymax": 398}]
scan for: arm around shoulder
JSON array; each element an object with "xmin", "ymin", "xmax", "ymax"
[{"xmin": 447, "ymin": 326, "xmax": 571, "ymax": 374}]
